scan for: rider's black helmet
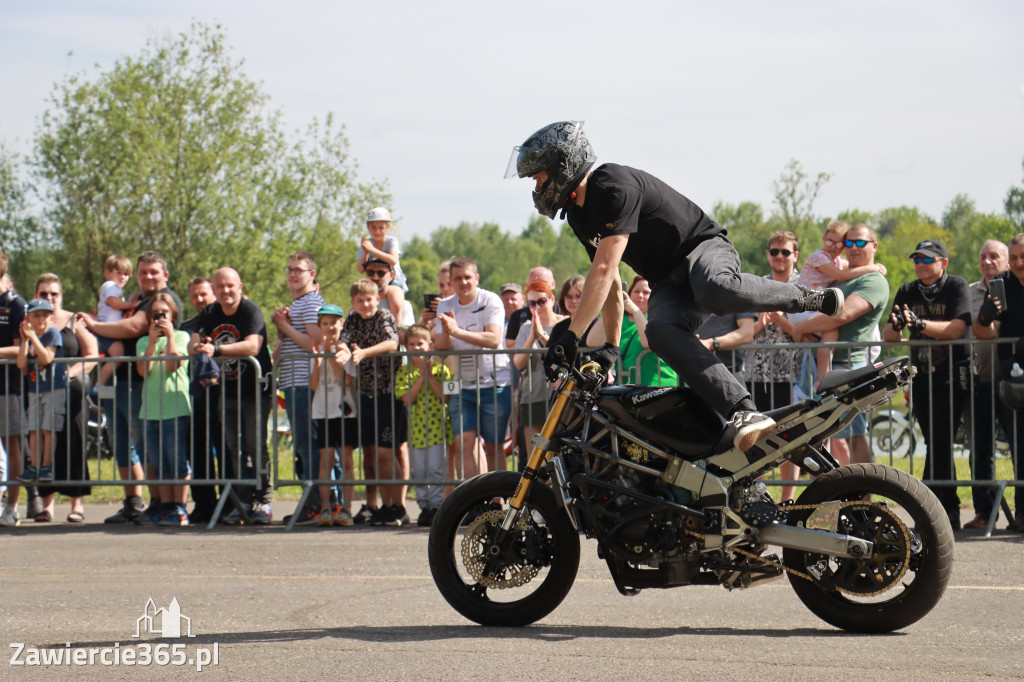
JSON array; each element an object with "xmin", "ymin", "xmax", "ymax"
[{"xmin": 505, "ymin": 121, "xmax": 597, "ymax": 219}]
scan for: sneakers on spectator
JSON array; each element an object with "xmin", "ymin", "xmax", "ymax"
[
  {"xmin": 963, "ymin": 513, "xmax": 995, "ymax": 530},
  {"xmin": 417, "ymin": 507, "xmax": 437, "ymax": 527},
  {"xmin": 332, "ymin": 506, "xmax": 354, "ymax": 527},
  {"xmin": 251, "ymin": 503, "xmax": 273, "ymax": 525},
  {"xmin": 104, "ymin": 498, "xmax": 145, "ymax": 524},
  {"xmin": 37, "ymin": 466, "xmax": 53, "ymax": 483},
  {"xmin": 318, "ymin": 506, "xmax": 333, "ymax": 527},
  {"xmin": 223, "ymin": 504, "xmax": 251, "ymax": 525},
  {"xmin": 188, "ymin": 506, "xmax": 215, "ymax": 526},
  {"xmin": 158, "ymin": 505, "xmax": 189, "ymax": 527},
  {"xmin": 800, "ymin": 286, "xmax": 845, "ymax": 317},
  {"xmin": 354, "ymin": 504, "xmax": 376, "ymax": 525},
  {"xmin": 16, "ymin": 467, "xmax": 37, "ymax": 484},
  {"xmin": 370, "ymin": 505, "xmax": 395, "ymax": 526},
  {"xmin": 289, "ymin": 504, "xmax": 320, "ymax": 526},
  {"xmin": 0, "ymin": 506, "xmax": 19, "ymax": 527},
  {"xmin": 729, "ymin": 410, "xmax": 777, "ymax": 451},
  {"xmin": 387, "ymin": 504, "xmax": 410, "ymax": 527},
  {"xmin": 136, "ymin": 499, "xmax": 162, "ymax": 526}
]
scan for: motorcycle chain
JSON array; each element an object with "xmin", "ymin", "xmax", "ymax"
[{"xmin": 687, "ymin": 501, "xmax": 912, "ymax": 598}]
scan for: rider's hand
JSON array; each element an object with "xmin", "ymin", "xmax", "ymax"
[
  {"xmin": 544, "ymin": 327, "xmax": 579, "ymax": 379},
  {"xmin": 587, "ymin": 343, "xmax": 620, "ymax": 376}
]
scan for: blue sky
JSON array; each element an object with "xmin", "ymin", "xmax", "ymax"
[{"xmin": 2, "ymin": 1, "xmax": 1022, "ymax": 239}]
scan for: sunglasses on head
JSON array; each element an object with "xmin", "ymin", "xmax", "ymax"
[
  {"xmin": 913, "ymin": 256, "xmax": 937, "ymax": 265},
  {"xmin": 844, "ymin": 238, "xmax": 873, "ymax": 248},
  {"xmin": 526, "ymin": 297, "xmax": 550, "ymax": 308},
  {"xmin": 768, "ymin": 248, "xmax": 793, "ymax": 257}
]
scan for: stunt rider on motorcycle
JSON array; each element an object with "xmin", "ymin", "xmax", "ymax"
[{"xmin": 506, "ymin": 121, "xmax": 846, "ymax": 451}]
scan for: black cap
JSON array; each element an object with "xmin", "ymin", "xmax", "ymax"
[{"xmin": 910, "ymin": 240, "xmax": 948, "ymax": 260}]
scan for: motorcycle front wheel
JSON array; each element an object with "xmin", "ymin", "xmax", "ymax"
[
  {"xmin": 783, "ymin": 463, "xmax": 954, "ymax": 633},
  {"xmin": 428, "ymin": 471, "xmax": 580, "ymax": 626}
]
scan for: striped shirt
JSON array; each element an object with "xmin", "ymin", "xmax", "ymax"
[{"xmin": 278, "ymin": 289, "xmax": 325, "ymax": 388}]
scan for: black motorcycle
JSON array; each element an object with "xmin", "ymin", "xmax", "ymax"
[{"xmin": 428, "ymin": 356, "xmax": 954, "ymax": 633}]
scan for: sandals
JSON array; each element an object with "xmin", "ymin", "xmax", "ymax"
[
  {"xmin": 66, "ymin": 511, "xmax": 85, "ymax": 524},
  {"xmin": 34, "ymin": 510, "xmax": 52, "ymax": 523}
]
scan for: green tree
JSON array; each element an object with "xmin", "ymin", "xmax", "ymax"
[{"xmin": 32, "ymin": 22, "xmax": 387, "ymax": 314}]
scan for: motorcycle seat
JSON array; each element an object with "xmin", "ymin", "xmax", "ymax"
[{"xmin": 816, "ymin": 356, "xmax": 909, "ymax": 395}]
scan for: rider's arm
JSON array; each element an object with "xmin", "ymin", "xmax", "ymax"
[{"xmin": 572, "ymin": 234, "xmax": 628, "ymax": 345}]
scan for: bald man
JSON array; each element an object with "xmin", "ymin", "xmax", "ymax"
[{"xmin": 190, "ymin": 268, "xmax": 275, "ymax": 524}]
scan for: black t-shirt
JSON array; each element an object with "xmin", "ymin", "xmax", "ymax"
[
  {"xmin": 0, "ymin": 290, "xmax": 27, "ymax": 395},
  {"xmin": 891, "ymin": 274, "xmax": 971, "ymax": 367},
  {"xmin": 194, "ymin": 298, "xmax": 272, "ymax": 396},
  {"xmin": 505, "ymin": 307, "xmax": 529, "ymax": 343},
  {"xmin": 115, "ymin": 287, "xmax": 184, "ymax": 382},
  {"xmin": 566, "ymin": 164, "xmax": 723, "ymax": 284},
  {"xmin": 991, "ymin": 270, "xmax": 1024, "ymax": 370}
]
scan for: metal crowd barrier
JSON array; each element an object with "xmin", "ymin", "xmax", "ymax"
[{"xmin": 2, "ymin": 339, "xmax": 1021, "ymax": 535}]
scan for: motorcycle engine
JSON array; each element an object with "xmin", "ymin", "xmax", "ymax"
[{"xmin": 594, "ymin": 463, "xmax": 691, "ymax": 562}]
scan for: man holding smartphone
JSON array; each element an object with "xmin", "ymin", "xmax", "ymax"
[
  {"xmin": 973, "ymin": 233, "xmax": 1024, "ymax": 530},
  {"xmin": 883, "ymin": 239, "xmax": 971, "ymax": 530}
]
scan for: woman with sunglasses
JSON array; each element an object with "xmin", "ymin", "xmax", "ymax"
[
  {"xmin": 32, "ymin": 274, "xmax": 99, "ymax": 524},
  {"xmin": 513, "ymin": 282, "xmax": 567, "ymax": 447},
  {"xmin": 619, "ymin": 276, "xmax": 678, "ymax": 387}
]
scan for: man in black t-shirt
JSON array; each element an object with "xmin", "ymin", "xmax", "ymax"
[
  {"xmin": 506, "ymin": 122, "xmax": 844, "ymax": 451},
  {"xmin": 78, "ymin": 251, "xmax": 184, "ymax": 523},
  {"xmin": 883, "ymin": 239, "xmax": 971, "ymax": 529},
  {"xmin": 0, "ymin": 253, "xmax": 28, "ymax": 526},
  {"xmin": 190, "ymin": 268, "xmax": 274, "ymax": 524},
  {"xmin": 973, "ymin": 233, "xmax": 1024, "ymax": 529}
]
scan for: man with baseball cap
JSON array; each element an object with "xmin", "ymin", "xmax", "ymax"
[{"xmin": 882, "ymin": 238, "xmax": 971, "ymax": 529}]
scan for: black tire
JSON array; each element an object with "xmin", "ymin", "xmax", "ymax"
[
  {"xmin": 428, "ymin": 471, "xmax": 580, "ymax": 626},
  {"xmin": 783, "ymin": 463, "xmax": 954, "ymax": 633}
]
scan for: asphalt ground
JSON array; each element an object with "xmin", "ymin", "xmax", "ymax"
[{"xmin": 1, "ymin": 501, "xmax": 1022, "ymax": 681}]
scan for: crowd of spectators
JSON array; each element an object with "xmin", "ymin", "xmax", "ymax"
[{"xmin": 0, "ymin": 212, "xmax": 1021, "ymax": 531}]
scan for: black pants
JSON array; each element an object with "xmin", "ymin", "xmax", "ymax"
[
  {"xmin": 223, "ymin": 390, "xmax": 273, "ymax": 506},
  {"xmin": 189, "ymin": 385, "xmax": 222, "ymax": 512},
  {"xmin": 968, "ymin": 381, "xmax": 999, "ymax": 517},
  {"xmin": 993, "ymin": 398, "xmax": 1024, "ymax": 512},
  {"xmin": 912, "ymin": 369, "xmax": 967, "ymax": 517},
  {"xmin": 748, "ymin": 381, "xmax": 793, "ymax": 413}
]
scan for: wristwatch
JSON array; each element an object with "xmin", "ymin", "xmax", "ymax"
[{"xmin": 712, "ymin": 338, "xmax": 720, "ymax": 351}]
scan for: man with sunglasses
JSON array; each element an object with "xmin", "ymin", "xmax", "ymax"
[{"xmin": 882, "ymin": 239, "xmax": 971, "ymax": 530}]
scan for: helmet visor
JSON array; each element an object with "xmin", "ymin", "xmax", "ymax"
[{"xmin": 504, "ymin": 145, "xmax": 526, "ymax": 179}]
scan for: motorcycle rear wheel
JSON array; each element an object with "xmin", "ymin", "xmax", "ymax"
[
  {"xmin": 783, "ymin": 463, "xmax": 954, "ymax": 633},
  {"xmin": 428, "ymin": 471, "xmax": 580, "ymax": 626}
]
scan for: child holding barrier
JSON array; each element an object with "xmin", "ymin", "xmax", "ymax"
[
  {"xmin": 395, "ymin": 324, "xmax": 453, "ymax": 527},
  {"xmin": 135, "ymin": 293, "xmax": 191, "ymax": 526}
]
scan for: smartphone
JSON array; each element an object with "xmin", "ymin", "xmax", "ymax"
[
  {"xmin": 423, "ymin": 293, "xmax": 440, "ymax": 309},
  {"xmin": 989, "ymin": 278, "xmax": 1006, "ymax": 309},
  {"xmin": 153, "ymin": 311, "xmax": 166, "ymax": 320}
]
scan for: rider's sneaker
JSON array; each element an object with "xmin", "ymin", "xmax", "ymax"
[
  {"xmin": 729, "ymin": 410, "xmax": 777, "ymax": 451},
  {"xmin": 801, "ymin": 286, "xmax": 845, "ymax": 317},
  {"xmin": 0, "ymin": 506, "xmax": 20, "ymax": 527}
]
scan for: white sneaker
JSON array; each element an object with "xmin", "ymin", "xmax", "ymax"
[
  {"xmin": 0, "ymin": 507, "xmax": 20, "ymax": 527},
  {"xmin": 729, "ymin": 411, "xmax": 777, "ymax": 451}
]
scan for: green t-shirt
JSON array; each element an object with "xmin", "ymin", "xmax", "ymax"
[
  {"xmin": 395, "ymin": 362, "xmax": 454, "ymax": 448},
  {"xmin": 835, "ymin": 272, "xmax": 889, "ymax": 365},
  {"xmin": 136, "ymin": 330, "xmax": 192, "ymax": 420},
  {"xmin": 618, "ymin": 315, "xmax": 679, "ymax": 387}
]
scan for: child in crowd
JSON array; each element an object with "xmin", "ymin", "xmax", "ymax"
[
  {"xmin": 395, "ymin": 324, "xmax": 453, "ymax": 527},
  {"xmin": 16, "ymin": 298, "xmax": 66, "ymax": 484},
  {"xmin": 357, "ymin": 207, "xmax": 407, "ymax": 326},
  {"xmin": 796, "ymin": 220, "xmax": 887, "ymax": 378},
  {"xmin": 334, "ymin": 278, "xmax": 406, "ymax": 526},
  {"xmin": 135, "ymin": 294, "xmax": 191, "ymax": 526},
  {"xmin": 96, "ymin": 255, "xmax": 138, "ymax": 386},
  {"xmin": 309, "ymin": 303, "xmax": 356, "ymax": 527}
]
